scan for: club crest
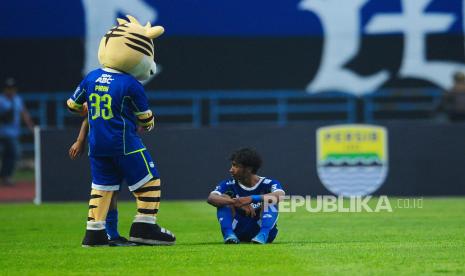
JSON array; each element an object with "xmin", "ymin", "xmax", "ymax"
[{"xmin": 316, "ymin": 124, "xmax": 388, "ymax": 196}]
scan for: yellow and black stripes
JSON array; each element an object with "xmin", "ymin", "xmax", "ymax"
[
  {"xmin": 104, "ymin": 24, "xmax": 155, "ymax": 57},
  {"xmin": 126, "ymin": 32, "xmax": 154, "ymax": 56},
  {"xmin": 103, "ymin": 25, "xmax": 126, "ymax": 46},
  {"xmin": 87, "ymin": 189, "xmax": 113, "ymax": 222},
  {"xmin": 87, "ymin": 194, "xmax": 102, "ymax": 221},
  {"xmin": 138, "ymin": 209, "xmax": 158, "ymax": 215},
  {"xmin": 133, "ymin": 179, "xmax": 161, "ymax": 216},
  {"xmin": 66, "ymin": 98, "xmax": 83, "ymax": 114},
  {"xmin": 134, "ymin": 184, "xmax": 160, "ymax": 193},
  {"xmin": 135, "ymin": 110, "xmax": 155, "ymax": 130}
]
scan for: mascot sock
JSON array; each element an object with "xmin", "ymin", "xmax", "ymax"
[
  {"xmin": 217, "ymin": 206, "xmax": 234, "ymax": 238},
  {"xmin": 129, "ymin": 179, "xmax": 175, "ymax": 245},
  {"xmin": 105, "ymin": 209, "xmax": 120, "ymax": 240},
  {"xmin": 258, "ymin": 205, "xmax": 279, "ymax": 237},
  {"xmin": 82, "ymin": 189, "xmax": 113, "ymax": 247}
]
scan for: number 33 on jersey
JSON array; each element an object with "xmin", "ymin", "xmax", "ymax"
[{"xmin": 66, "ymin": 68, "xmax": 155, "ymax": 156}]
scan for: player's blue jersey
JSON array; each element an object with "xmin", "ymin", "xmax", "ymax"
[
  {"xmin": 69, "ymin": 68, "xmax": 150, "ymax": 156},
  {"xmin": 211, "ymin": 177, "xmax": 285, "ymax": 210}
]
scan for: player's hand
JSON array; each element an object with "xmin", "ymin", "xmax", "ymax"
[
  {"xmin": 239, "ymin": 204, "xmax": 256, "ymax": 218},
  {"xmin": 69, "ymin": 140, "xmax": 84, "ymax": 160},
  {"xmin": 78, "ymin": 102, "xmax": 88, "ymax": 117},
  {"xmin": 233, "ymin": 196, "xmax": 253, "ymax": 208}
]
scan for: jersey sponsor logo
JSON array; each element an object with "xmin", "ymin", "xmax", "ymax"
[
  {"xmin": 95, "ymin": 74, "xmax": 114, "ymax": 85},
  {"xmin": 316, "ymin": 124, "xmax": 388, "ymax": 196},
  {"xmin": 271, "ymin": 184, "xmax": 278, "ymax": 192}
]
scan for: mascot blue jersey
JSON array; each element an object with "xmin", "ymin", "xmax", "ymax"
[{"xmin": 69, "ymin": 68, "xmax": 150, "ymax": 156}]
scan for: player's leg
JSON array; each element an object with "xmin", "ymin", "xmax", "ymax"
[
  {"xmin": 252, "ymin": 204, "xmax": 279, "ymax": 244},
  {"xmin": 216, "ymin": 198, "xmax": 239, "ymax": 244},
  {"xmin": 105, "ymin": 192, "xmax": 135, "ymax": 246},
  {"xmin": 0, "ymin": 137, "xmax": 18, "ymax": 186},
  {"xmin": 105, "ymin": 192, "xmax": 120, "ymax": 240},
  {"xmin": 232, "ymin": 214, "xmax": 260, "ymax": 242},
  {"xmin": 82, "ymin": 156, "xmax": 121, "ymax": 247},
  {"xmin": 0, "ymin": 138, "xmax": 8, "ymax": 185},
  {"xmin": 266, "ymin": 226, "xmax": 279, "ymax": 243},
  {"xmin": 121, "ymin": 150, "xmax": 175, "ymax": 245}
]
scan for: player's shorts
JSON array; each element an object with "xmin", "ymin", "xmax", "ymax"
[
  {"xmin": 89, "ymin": 150, "xmax": 160, "ymax": 192},
  {"xmin": 232, "ymin": 213, "xmax": 278, "ymax": 243}
]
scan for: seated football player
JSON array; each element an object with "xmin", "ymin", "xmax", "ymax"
[
  {"xmin": 207, "ymin": 148, "xmax": 285, "ymax": 244},
  {"xmin": 69, "ymin": 117, "xmax": 133, "ymax": 246}
]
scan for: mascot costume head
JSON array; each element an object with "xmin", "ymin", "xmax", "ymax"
[
  {"xmin": 68, "ymin": 15, "xmax": 164, "ymax": 116},
  {"xmin": 98, "ymin": 15, "xmax": 164, "ymax": 82}
]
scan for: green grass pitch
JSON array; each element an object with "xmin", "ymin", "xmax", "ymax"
[{"xmin": 0, "ymin": 198, "xmax": 464, "ymax": 275}]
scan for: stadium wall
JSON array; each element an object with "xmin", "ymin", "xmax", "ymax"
[
  {"xmin": 1, "ymin": 35, "xmax": 463, "ymax": 92},
  {"xmin": 3, "ymin": 0, "xmax": 465, "ymax": 96},
  {"xmin": 39, "ymin": 123, "xmax": 465, "ymax": 202}
]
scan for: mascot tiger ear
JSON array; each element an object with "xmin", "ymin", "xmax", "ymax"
[
  {"xmin": 116, "ymin": 18, "xmax": 129, "ymax": 25},
  {"xmin": 147, "ymin": 26, "xmax": 164, "ymax": 39},
  {"xmin": 97, "ymin": 15, "xmax": 164, "ymax": 82}
]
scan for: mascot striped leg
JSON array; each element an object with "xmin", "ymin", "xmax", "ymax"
[
  {"xmin": 129, "ymin": 179, "xmax": 176, "ymax": 245},
  {"xmin": 82, "ymin": 189, "xmax": 113, "ymax": 247}
]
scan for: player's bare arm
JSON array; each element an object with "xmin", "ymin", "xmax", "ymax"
[
  {"xmin": 208, "ymin": 193, "xmax": 256, "ymax": 218},
  {"xmin": 21, "ymin": 107, "xmax": 35, "ymax": 132},
  {"xmin": 207, "ymin": 193, "xmax": 235, "ymax": 207},
  {"xmin": 69, "ymin": 118, "xmax": 89, "ymax": 160}
]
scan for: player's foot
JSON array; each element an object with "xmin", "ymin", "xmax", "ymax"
[
  {"xmin": 129, "ymin": 222, "xmax": 175, "ymax": 245},
  {"xmin": 251, "ymin": 232, "xmax": 268, "ymax": 244},
  {"xmin": 82, "ymin": 229, "xmax": 109, "ymax": 247},
  {"xmin": 108, "ymin": 236, "xmax": 137, "ymax": 247},
  {"xmin": 224, "ymin": 233, "xmax": 239, "ymax": 244}
]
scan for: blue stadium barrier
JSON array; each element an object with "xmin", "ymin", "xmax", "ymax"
[
  {"xmin": 208, "ymin": 91, "xmax": 357, "ymax": 126},
  {"xmin": 15, "ymin": 89, "xmax": 443, "ymax": 154},
  {"xmin": 148, "ymin": 92, "xmax": 202, "ymax": 128},
  {"xmin": 44, "ymin": 90, "xmax": 357, "ymax": 129},
  {"xmin": 363, "ymin": 89, "xmax": 443, "ymax": 123}
]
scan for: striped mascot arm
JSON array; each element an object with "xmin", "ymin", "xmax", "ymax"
[
  {"xmin": 135, "ymin": 110, "xmax": 155, "ymax": 131},
  {"xmin": 67, "ymin": 99, "xmax": 88, "ymax": 117}
]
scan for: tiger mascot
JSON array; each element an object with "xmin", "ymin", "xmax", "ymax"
[{"xmin": 67, "ymin": 15, "xmax": 175, "ymax": 247}]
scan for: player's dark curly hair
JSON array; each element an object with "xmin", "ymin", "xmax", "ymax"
[{"xmin": 230, "ymin": 148, "xmax": 262, "ymax": 174}]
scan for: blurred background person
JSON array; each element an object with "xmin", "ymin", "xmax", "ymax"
[
  {"xmin": 441, "ymin": 71, "xmax": 465, "ymax": 122},
  {"xmin": 0, "ymin": 78, "xmax": 34, "ymax": 186}
]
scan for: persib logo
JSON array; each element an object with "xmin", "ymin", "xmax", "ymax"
[{"xmin": 316, "ymin": 124, "xmax": 388, "ymax": 197}]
